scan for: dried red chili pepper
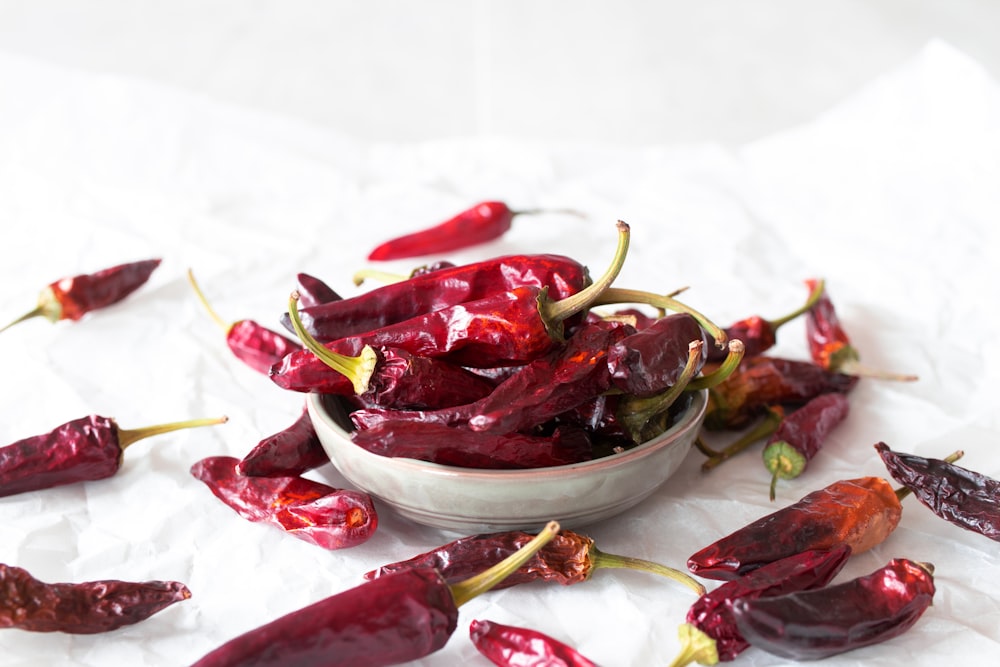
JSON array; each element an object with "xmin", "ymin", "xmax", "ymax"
[
  {"xmin": 364, "ymin": 527, "xmax": 704, "ymax": 595},
  {"xmin": 367, "ymin": 201, "xmax": 581, "ymax": 261},
  {"xmin": 284, "ymin": 252, "xmax": 591, "ymax": 343},
  {"xmin": 1, "ymin": 258, "xmax": 161, "ymax": 333},
  {"xmin": 731, "ymin": 558, "xmax": 935, "ymax": 660},
  {"xmin": 189, "ymin": 521, "xmax": 560, "ymax": 667},
  {"xmin": 762, "ymin": 391, "xmax": 851, "ymax": 500},
  {"xmin": 687, "ymin": 476, "xmax": 902, "ymax": 581},
  {"xmin": 0, "ymin": 414, "xmax": 227, "ymax": 497},
  {"xmin": 236, "ymin": 406, "xmax": 329, "ymax": 477},
  {"xmin": 0, "ymin": 563, "xmax": 190, "ymax": 634},
  {"xmin": 669, "ymin": 545, "xmax": 851, "ymax": 666},
  {"xmin": 470, "ymin": 619, "xmax": 598, "ymax": 667},
  {"xmin": 294, "ymin": 271, "xmax": 341, "ymax": 308},
  {"xmin": 187, "ymin": 269, "xmax": 302, "ymax": 375},
  {"xmin": 606, "ymin": 313, "xmax": 707, "ymax": 397},
  {"xmin": 190, "ymin": 456, "xmax": 377, "ymax": 550},
  {"xmin": 876, "ymin": 442, "xmax": 1000, "ymax": 541}
]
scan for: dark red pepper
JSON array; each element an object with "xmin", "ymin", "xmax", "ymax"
[
  {"xmin": 0, "ymin": 414, "xmax": 227, "ymax": 497},
  {"xmin": 189, "ymin": 521, "xmax": 560, "ymax": 667},
  {"xmin": 236, "ymin": 406, "xmax": 329, "ymax": 477},
  {"xmin": 1, "ymin": 258, "xmax": 161, "ymax": 333},
  {"xmin": 470, "ymin": 619, "xmax": 598, "ymax": 667},
  {"xmin": 190, "ymin": 456, "xmax": 377, "ymax": 550},
  {"xmin": 606, "ymin": 313, "xmax": 707, "ymax": 397},
  {"xmin": 731, "ymin": 558, "xmax": 935, "ymax": 660},
  {"xmin": 293, "ymin": 272, "xmax": 341, "ymax": 308},
  {"xmin": 0, "ymin": 563, "xmax": 190, "ymax": 634}
]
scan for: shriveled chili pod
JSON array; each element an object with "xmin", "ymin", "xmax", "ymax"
[
  {"xmin": 364, "ymin": 527, "xmax": 705, "ymax": 595},
  {"xmin": 669, "ymin": 545, "xmax": 851, "ymax": 666},
  {"xmin": 236, "ymin": 406, "xmax": 329, "ymax": 477},
  {"xmin": 687, "ymin": 476, "xmax": 902, "ymax": 581},
  {"xmin": 876, "ymin": 442, "xmax": 1000, "ymax": 541},
  {"xmin": 470, "ymin": 619, "xmax": 598, "ymax": 667},
  {"xmin": 367, "ymin": 201, "xmax": 581, "ymax": 261},
  {"xmin": 189, "ymin": 521, "xmax": 560, "ymax": 667},
  {"xmin": 0, "ymin": 563, "xmax": 190, "ymax": 634},
  {"xmin": 607, "ymin": 312, "xmax": 707, "ymax": 397},
  {"xmin": 294, "ymin": 272, "xmax": 341, "ymax": 308},
  {"xmin": 731, "ymin": 558, "xmax": 935, "ymax": 660},
  {"xmin": 1, "ymin": 258, "xmax": 161, "ymax": 333},
  {"xmin": 0, "ymin": 414, "xmax": 228, "ymax": 497},
  {"xmin": 763, "ymin": 391, "xmax": 851, "ymax": 500},
  {"xmin": 190, "ymin": 456, "xmax": 377, "ymax": 550},
  {"xmin": 187, "ymin": 269, "xmax": 301, "ymax": 375}
]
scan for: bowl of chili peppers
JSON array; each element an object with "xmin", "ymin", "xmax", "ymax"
[{"xmin": 307, "ymin": 388, "xmax": 708, "ymax": 533}]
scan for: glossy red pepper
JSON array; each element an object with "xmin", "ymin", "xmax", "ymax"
[
  {"xmin": 1, "ymin": 258, "xmax": 161, "ymax": 333},
  {"xmin": 189, "ymin": 522, "xmax": 560, "ymax": 667},
  {"xmin": 293, "ymin": 272, "xmax": 341, "ymax": 308},
  {"xmin": 236, "ymin": 406, "xmax": 329, "ymax": 477},
  {"xmin": 0, "ymin": 414, "xmax": 227, "ymax": 497},
  {"xmin": 0, "ymin": 563, "xmax": 190, "ymax": 634},
  {"xmin": 470, "ymin": 619, "xmax": 598, "ymax": 667},
  {"xmin": 607, "ymin": 313, "xmax": 707, "ymax": 397},
  {"xmin": 190, "ymin": 456, "xmax": 377, "ymax": 550},
  {"xmin": 731, "ymin": 558, "xmax": 935, "ymax": 660}
]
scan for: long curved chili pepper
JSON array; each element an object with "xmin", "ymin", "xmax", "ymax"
[
  {"xmin": 1, "ymin": 258, "xmax": 161, "ymax": 333},
  {"xmin": 731, "ymin": 558, "xmax": 935, "ymax": 660},
  {"xmin": 669, "ymin": 545, "xmax": 852, "ymax": 666},
  {"xmin": 236, "ymin": 406, "xmax": 329, "ymax": 477},
  {"xmin": 470, "ymin": 619, "xmax": 598, "ymax": 667},
  {"xmin": 189, "ymin": 521, "xmax": 560, "ymax": 667},
  {"xmin": 367, "ymin": 201, "xmax": 581, "ymax": 261},
  {"xmin": 364, "ymin": 527, "xmax": 705, "ymax": 595},
  {"xmin": 686, "ymin": 476, "xmax": 902, "ymax": 581},
  {"xmin": 190, "ymin": 456, "xmax": 377, "ymax": 550},
  {"xmin": 876, "ymin": 442, "xmax": 1000, "ymax": 541},
  {"xmin": 187, "ymin": 269, "xmax": 301, "ymax": 375},
  {"xmin": 294, "ymin": 271, "xmax": 341, "ymax": 308},
  {"xmin": 762, "ymin": 391, "xmax": 851, "ymax": 500},
  {"xmin": 0, "ymin": 563, "xmax": 191, "ymax": 634},
  {"xmin": 0, "ymin": 414, "xmax": 228, "ymax": 497},
  {"xmin": 282, "ymin": 252, "xmax": 591, "ymax": 343}
]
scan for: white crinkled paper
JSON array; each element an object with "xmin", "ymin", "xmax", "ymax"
[{"xmin": 1, "ymin": 40, "xmax": 999, "ymax": 666}]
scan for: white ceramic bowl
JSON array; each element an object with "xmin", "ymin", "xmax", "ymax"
[{"xmin": 308, "ymin": 389, "xmax": 707, "ymax": 533}]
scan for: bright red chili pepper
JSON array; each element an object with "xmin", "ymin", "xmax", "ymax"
[
  {"xmin": 470, "ymin": 619, "xmax": 598, "ymax": 667},
  {"xmin": 0, "ymin": 563, "xmax": 191, "ymax": 634},
  {"xmin": 1, "ymin": 258, "xmax": 161, "ymax": 333},
  {"xmin": 236, "ymin": 406, "xmax": 329, "ymax": 477},
  {"xmin": 188, "ymin": 522, "xmax": 560, "ymax": 667},
  {"xmin": 0, "ymin": 414, "xmax": 227, "ymax": 497}
]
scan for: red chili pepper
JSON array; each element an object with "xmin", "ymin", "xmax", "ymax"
[
  {"xmin": 187, "ymin": 269, "xmax": 301, "ymax": 375},
  {"xmin": 762, "ymin": 391, "xmax": 851, "ymax": 500},
  {"xmin": 190, "ymin": 456, "xmax": 377, "ymax": 550},
  {"xmin": 470, "ymin": 619, "xmax": 598, "ymax": 667},
  {"xmin": 0, "ymin": 414, "xmax": 227, "ymax": 497},
  {"xmin": 236, "ymin": 406, "xmax": 329, "ymax": 477},
  {"xmin": 607, "ymin": 313, "xmax": 707, "ymax": 397},
  {"xmin": 0, "ymin": 563, "xmax": 191, "ymax": 634},
  {"xmin": 189, "ymin": 521, "xmax": 560, "ymax": 667},
  {"xmin": 366, "ymin": 201, "xmax": 581, "ymax": 261},
  {"xmin": 1, "ymin": 258, "xmax": 161, "ymax": 333},
  {"xmin": 293, "ymin": 272, "xmax": 341, "ymax": 308},
  {"xmin": 687, "ymin": 476, "xmax": 902, "ymax": 581},
  {"xmin": 670, "ymin": 545, "xmax": 851, "ymax": 665},
  {"xmin": 731, "ymin": 558, "xmax": 935, "ymax": 660}
]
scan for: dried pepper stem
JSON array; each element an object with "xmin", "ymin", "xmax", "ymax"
[
  {"xmin": 687, "ymin": 339, "xmax": 745, "ymax": 391},
  {"xmin": 589, "ymin": 546, "xmax": 705, "ymax": 595},
  {"xmin": 701, "ymin": 406, "xmax": 783, "ymax": 472},
  {"xmin": 117, "ymin": 416, "xmax": 229, "ymax": 449},
  {"xmin": 593, "ymin": 286, "xmax": 727, "ymax": 351},
  {"xmin": 618, "ymin": 340, "xmax": 705, "ymax": 444},
  {"xmin": 669, "ymin": 624, "xmax": 720, "ymax": 667}
]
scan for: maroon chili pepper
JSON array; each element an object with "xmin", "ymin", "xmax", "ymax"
[
  {"xmin": 367, "ymin": 201, "xmax": 581, "ymax": 261},
  {"xmin": 190, "ymin": 456, "xmax": 377, "ymax": 550},
  {"xmin": 1, "ymin": 258, "xmax": 161, "ymax": 333},
  {"xmin": 687, "ymin": 476, "xmax": 902, "ymax": 581},
  {"xmin": 364, "ymin": 527, "xmax": 704, "ymax": 594},
  {"xmin": 607, "ymin": 312, "xmax": 707, "ymax": 397},
  {"xmin": 187, "ymin": 269, "xmax": 301, "ymax": 375},
  {"xmin": 294, "ymin": 272, "xmax": 341, "ymax": 308},
  {"xmin": 731, "ymin": 558, "xmax": 935, "ymax": 660},
  {"xmin": 0, "ymin": 563, "xmax": 190, "ymax": 634},
  {"xmin": 669, "ymin": 545, "xmax": 851, "ymax": 666},
  {"xmin": 188, "ymin": 521, "xmax": 560, "ymax": 667},
  {"xmin": 762, "ymin": 391, "xmax": 851, "ymax": 500},
  {"xmin": 470, "ymin": 619, "xmax": 598, "ymax": 667},
  {"xmin": 0, "ymin": 414, "xmax": 227, "ymax": 497},
  {"xmin": 283, "ymin": 252, "xmax": 591, "ymax": 343},
  {"xmin": 236, "ymin": 406, "xmax": 329, "ymax": 477}
]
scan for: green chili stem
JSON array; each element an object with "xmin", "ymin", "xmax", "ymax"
[
  {"xmin": 186, "ymin": 269, "xmax": 231, "ymax": 332},
  {"xmin": 449, "ymin": 521, "xmax": 560, "ymax": 607},
  {"xmin": 895, "ymin": 449, "xmax": 964, "ymax": 501},
  {"xmin": 619, "ymin": 340, "xmax": 704, "ymax": 444},
  {"xmin": 693, "ymin": 436, "xmax": 721, "ymax": 458},
  {"xmin": 591, "ymin": 546, "xmax": 705, "ymax": 595},
  {"xmin": 117, "ymin": 416, "xmax": 229, "ymax": 450},
  {"xmin": 593, "ymin": 287, "xmax": 727, "ymax": 351},
  {"xmin": 286, "ymin": 292, "xmax": 379, "ymax": 395},
  {"xmin": 667, "ymin": 624, "xmax": 720, "ymax": 667},
  {"xmin": 686, "ymin": 339, "xmax": 745, "ymax": 391},
  {"xmin": 0, "ymin": 306, "xmax": 46, "ymax": 334},
  {"xmin": 701, "ymin": 405, "xmax": 783, "ymax": 472},
  {"xmin": 351, "ymin": 268, "xmax": 408, "ymax": 287},
  {"xmin": 770, "ymin": 277, "xmax": 826, "ymax": 328},
  {"xmin": 511, "ymin": 207, "xmax": 586, "ymax": 219}
]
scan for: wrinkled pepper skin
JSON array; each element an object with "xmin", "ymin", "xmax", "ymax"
[
  {"xmin": 44, "ymin": 259, "xmax": 161, "ymax": 322},
  {"xmin": 687, "ymin": 476, "xmax": 902, "ymax": 580},
  {"xmin": 226, "ymin": 319, "xmax": 302, "ymax": 375},
  {"xmin": 237, "ymin": 407, "xmax": 329, "ymax": 477},
  {"xmin": 607, "ymin": 313, "xmax": 707, "ymax": 397},
  {"xmin": 731, "ymin": 558, "xmax": 935, "ymax": 660},
  {"xmin": 470, "ymin": 619, "xmax": 598, "ymax": 667}
]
